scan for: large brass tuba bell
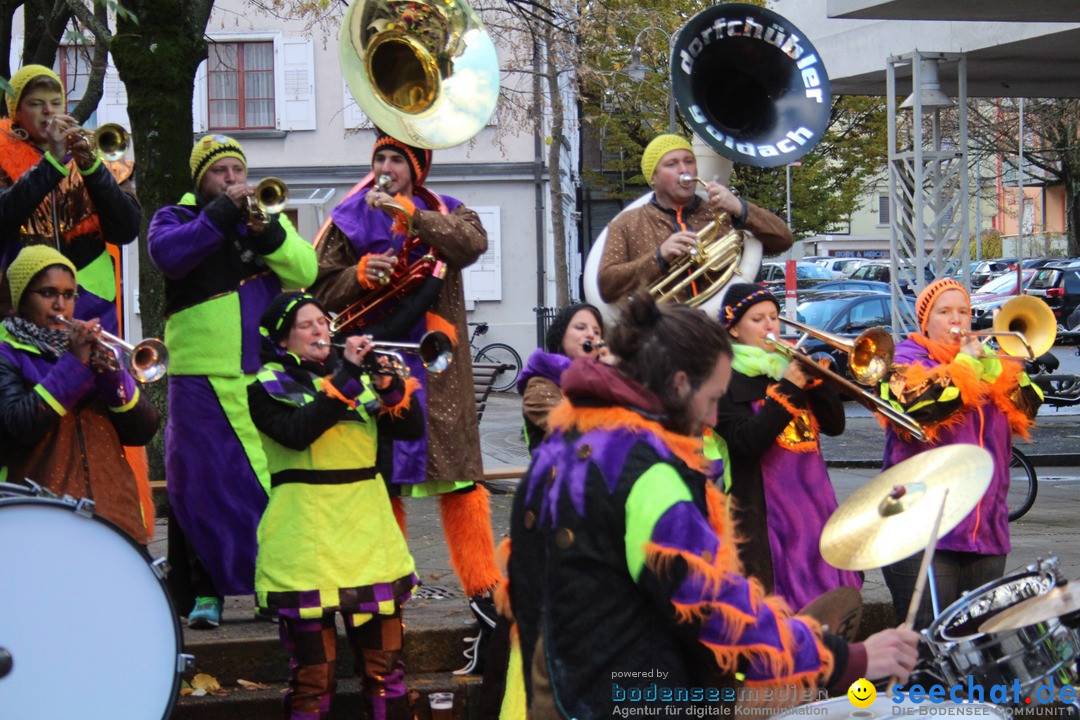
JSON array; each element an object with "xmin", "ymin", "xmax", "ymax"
[
  {"xmin": 339, "ymin": 0, "xmax": 500, "ymax": 148},
  {"xmin": 950, "ymin": 295, "xmax": 1058, "ymax": 360}
]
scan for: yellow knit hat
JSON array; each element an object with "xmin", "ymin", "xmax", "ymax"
[
  {"xmin": 7, "ymin": 245, "xmax": 77, "ymax": 309},
  {"xmin": 5, "ymin": 64, "xmax": 64, "ymax": 118},
  {"xmin": 640, "ymin": 134, "xmax": 693, "ymax": 186},
  {"xmin": 190, "ymin": 134, "xmax": 247, "ymax": 189}
]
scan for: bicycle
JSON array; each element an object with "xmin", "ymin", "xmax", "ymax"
[
  {"xmin": 467, "ymin": 321, "xmax": 522, "ymax": 393},
  {"xmin": 1008, "ymin": 446, "xmax": 1038, "ymax": 522}
]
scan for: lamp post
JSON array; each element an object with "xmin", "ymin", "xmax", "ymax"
[{"xmin": 625, "ymin": 26, "xmax": 677, "ymax": 134}]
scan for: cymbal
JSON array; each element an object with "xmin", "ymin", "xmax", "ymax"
[
  {"xmin": 820, "ymin": 444, "xmax": 993, "ymax": 571},
  {"xmin": 979, "ymin": 584, "xmax": 1080, "ymax": 633}
]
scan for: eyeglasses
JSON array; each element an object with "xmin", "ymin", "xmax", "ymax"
[{"xmin": 29, "ymin": 288, "xmax": 79, "ymax": 302}]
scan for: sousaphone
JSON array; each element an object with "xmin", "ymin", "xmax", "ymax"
[{"xmin": 584, "ymin": 3, "xmax": 831, "ymax": 322}]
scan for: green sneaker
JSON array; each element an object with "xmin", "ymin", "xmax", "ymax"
[{"xmin": 188, "ymin": 596, "xmax": 223, "ymax": 629}]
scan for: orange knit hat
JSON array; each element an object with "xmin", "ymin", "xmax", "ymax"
[{"xmin": 915, "ymin": 277, "xmax": 969, "ymax": 333}]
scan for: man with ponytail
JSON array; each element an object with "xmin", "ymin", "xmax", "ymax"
[{"xmin": 507, "ymin": 292, "xmax": 917, "ymax": 718}]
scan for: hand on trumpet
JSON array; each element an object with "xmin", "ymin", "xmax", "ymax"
[
  {"xmin": 63, "ymin": 316, "xmax": 103, "ymax": 366},
  {"xmin": 43, "ymin": 116, "xmax": 94, "ymax": 168},
  {"xmin": 361, "ymin": 249, "xmax": 398, "ymax": 286},
  {"xmin": 658, "ymin": 230, "xmax": 701, "ymax": 264},
  {"xmin": 340, "ymin": 334, "xmax": 393, "ymax": 389}
]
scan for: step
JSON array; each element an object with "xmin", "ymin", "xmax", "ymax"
[
  {"xmin": 171, "ymin": 672, "xmax": 481, "ymax": 720},
  {"xmin": 180, "ymin": 594, "xmax": 480, "ymax": 685}
]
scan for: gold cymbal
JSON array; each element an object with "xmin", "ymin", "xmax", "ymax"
[
  {"xmin": 978, "ymin": 584, "xmax": 1080, "ymax": 633},
  {"xmin": 820, "ymin": 445, "xmax": 993, "ymax": 571}
]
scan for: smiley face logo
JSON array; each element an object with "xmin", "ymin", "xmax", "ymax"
[{"xmin": 847, "ymin": 678, "xmax": 876, "ymax": 708}]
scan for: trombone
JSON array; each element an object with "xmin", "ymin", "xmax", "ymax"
[
  {"xmin": 317, "ymin": 330, "xmax": 452, "ymax": 378},
  {"xmin": 764, "ymin": 331, "xmax": 928, "ymax": 442},
  {"xmin": 53, "ymin": 315, "xmax": 169, "ymax": 384},
  {"xmin": 949, "ymin": 295, "xmax": 1057, "ymax": 361},
  {"xmin": 782, "ymin": 318, "xmax": 896, "ymax": 386}
]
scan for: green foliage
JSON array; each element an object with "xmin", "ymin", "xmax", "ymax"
[
  {"xmin": 970, "ymin": 229, "xmax": 1003, "ymax": 260},
  {"xmin": 97, "ymin": 0, "xmax": 139, "ymax": 24}
]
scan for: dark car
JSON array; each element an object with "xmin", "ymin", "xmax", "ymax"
[
  {"xmin": 1026, "ymin": 261, "xmax": 1080, "ymax": 329},
  {"xmin": 790, "ymin": 291, "xmax": 917, "ymax": 383},
  {"xmin": 809, "ymin": 279, "xmax": 910, "ymax": 295},
  {"xmin": 755, "ymin": 261, "xmax": 839, "ymax": 292},
  {"xmin": 970, "ymin": 259, "xmax": 1016, "ymax": 288},
  {"xmin": 848, "ymin": 261, "xmax": 935, "ymax": 294},
  {"xmin": 970, "ymin": 270, "xmax": 1036, "ymax": 329}
]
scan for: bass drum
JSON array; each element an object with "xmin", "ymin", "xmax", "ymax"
[
  {"xmin": 582, "ymin": 191, "xmax": 762, "ymax": 325},
  {"xmin": 0, "ymin": 494, "xmax": 186, "ymax": 720}
]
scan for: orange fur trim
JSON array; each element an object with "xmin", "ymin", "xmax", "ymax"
[
  {"xmin": 424, "ymin": 312, "xmax": 457, "ymax": 346},
  {"xmin": 0, "ymin": 119, "xmax": 44, "ymax": 180},
  {"xmin": 64, "ymin": 213, "xmax": 101, "ymax": 242},
  {"xmin": 390, "ymin": 496, "xmax": 407, "ymax": 538},
  {"xmin": 703, "ymin": 483, "xmax": 743, "ymax": 574},
  {"xmin": 124, "ymin": 445, "xmax": 155, "ymax": 540},
  {"xmin": 988, "ymin": 361, "xmax": 1036, "ymax": 440},
  {"xmin": 379, "ymin": 376, "xmax": 420, "ymax": 419},
  {"xmin": 547, "ymin": 403, "xmax": 707, "ymax": 473},
  {"xmin": 439, "ymin": 486, "xmax": 501, "ymax": 596},
  {"xmin": 355, "ymin": 254, "xmax": 379, "ymax": 290},
  {"xmin": 886, "ymin": 359, "xmax": 985, "ymax": 443},
  {"xmin": 390, "ymin": 194, "xmax": 417, "ymax": 235},
  {"xmin": 493, "ymin": 538, "xmax": 514, "ymax": 620},
  {"xmin": 765, "ymin": 385, "xmax": 820, "ymax": 453},
  {"xmin": 321, "ymin": 375, "xmax": 358, "ymax": 408}
]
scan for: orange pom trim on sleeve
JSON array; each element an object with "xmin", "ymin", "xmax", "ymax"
[
  {"xmin": 321, "ymin": 376, "xmax": 358, "ymax": 408},
  {"xmin": 390, "ymin": 194, "xmax": 417, "ymax": 235},
  {"xmin": 356, "ymin": 253, "xmax": 379, "ymax": 290},
  {"xmin": 379, "ymin": 376, "xmax": 420, "ymax": 419}
]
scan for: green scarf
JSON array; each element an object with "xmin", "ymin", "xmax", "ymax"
[{"xmin": 731, "ymin": 343, "xmax": 789, "ymax": 381}]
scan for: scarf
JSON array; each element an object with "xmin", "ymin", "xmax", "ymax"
[
  {"xmin": 2, "ymin": 316, "xmax": 70, "ymax": 359},
  {"xmin": 731, "ymin": 343, "xmax": 789, "ymax": 381},
  {"xmin": 908, "ymin": 333, "xmax": 962, "ymax": 365}
]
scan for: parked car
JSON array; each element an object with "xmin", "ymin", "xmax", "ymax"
[
  {"xmin": 1026, "ymin": 260, "xmax": 1080, "ymax": 330},
  {"xmin": 970, "ymin": 270, "xmax": 1037, "ymax": 329},
  {"xmin": 1010, "ymin": 257, "xmax": 1057, "ymax": 271},
  {"xmin": 791, "ymin": 291, "xmax": 918, "ymax": 382},
  {"xmin": 808, "ymin": 279, "xmax": 894, "ymax": 294},
  {"xmin": 848, "ymin": 261, "xmax": 935, "ymax": 294},
  {"xmin": 755, "ymin": 261, "xmax": 840, "ymax": 292},
  {"xmin": 814, "ymin": 257, "xmax": 865, "ymax": 277},
  {"xmin": 970, "ymin": 259, "xmax": 1016, "ymax": 288}
]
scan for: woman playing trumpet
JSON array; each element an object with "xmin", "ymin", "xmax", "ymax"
[
  {"xmin": 0, "ymin": 246, "xmax": 159, "ymax": 545},
  {"xmin": 878, "ymin": 278, "xmax": 1043, "ymax": 630},
  {"xmin": 517, "ymin": 303, "xmax": 610, "ymax": 453},
  {"xmin": 710, "ymin": 283, "xmax": 862, "ymax": 613}
]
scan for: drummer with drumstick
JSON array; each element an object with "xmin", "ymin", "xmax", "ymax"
[
  {"xmin": 0, "ymin": 245, "xmax": 159, "ymax": 544},
  {"xmin": 878, "ymin": 278, "xmax": 1043, "ymax": 630}
]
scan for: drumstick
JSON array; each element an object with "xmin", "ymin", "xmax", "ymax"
[{"xmin": 888, "ymin": 488, "xmax": 949, "ymax": 692}]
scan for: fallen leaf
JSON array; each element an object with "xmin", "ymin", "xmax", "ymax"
[
  {"xmin": 191, "ymin": 673, "xmax": 221, "ymax": 693},
  {"xmin": 237, "ymin": 679, "xmax": 271, "ymax": 690}
]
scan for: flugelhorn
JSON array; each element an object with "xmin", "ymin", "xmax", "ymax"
[
  {"xmin": 245, "ymin": 177, "xmax": 288, "ymax": 226},
  {"xmin": 949, "ymin": 295, "xmax": 1057, "ymax": 361},
  {"xmin": 339, "ymin": 0, "xmax": 499, "ymax": 148},
  {"xmin": 317, "ymin": 330, "xmax": 452, "ymax": 377},
  {"xmin": 764, "ymin": 332, "xmax": 927, "ymax": 442},
  {"xmin": 53, "ymin": 315, "xmax": 169, "ymax": 384}
]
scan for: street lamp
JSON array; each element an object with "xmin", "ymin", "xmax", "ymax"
[{"xmin": 625, "ymin": 26, "xmax": 677, "ymax": 134}]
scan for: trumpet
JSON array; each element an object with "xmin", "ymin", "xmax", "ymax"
[
  {"xmin": 582, "ymin": 340, "xmax": 607, "ymax": 354},
  {"xmin": 948, "ymin": 295, "xmax": 1057, "ymax": 361},
  {"xmin": 69, "ymin": 123, "xmax": 129, "ymax": 162},
  {"xmin": 316, "ymin": 331, "xmax": 452, "ymax": 378},
  {"xmin": 764, "ymin": 332, "xmax": 927, "ymax": 442},
  {"xmin": 245, "ymin": 177, "xmax": 288, "ymax": 226},
  {"xmin": 53, "ymin": 315, "xmax": 169, "ymax": 384}
]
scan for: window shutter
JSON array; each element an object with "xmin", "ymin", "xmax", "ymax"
[
  {"xmin": 95, "ymin": 56, "xmax": 130, "ymax": 130},
  {"xmin": 878, "ymin": 194, "xmax": 890, "ymax": 225},
  {"xmin": 192, "ymin": 59, "xmax": 208, "ymax": 133},
  {"xmin": 342, "ymin": 79, "xmax": 370, "ymax": 130},
  {"xmin": 462, "ymin": 206, "xmax": 502, "ymax": 302},
  {"xmin": 276, "ymin": 37, "xmax": 316, "ymax": 131}
]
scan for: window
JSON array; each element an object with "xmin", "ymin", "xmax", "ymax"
[
  {"xmin": 208, "ymin": 42, "xmax": 275, "ymax": 130},
  {"xmin": 194, "ymin": 35, "xmax": 316, "ymax": 133},
  {"xmin": 59, "ymin": 45, "xmax": 93, "ymax": 115},
  {"xmin": 878, "ymin": 195, "xmax": 890, "ymax": 226}
]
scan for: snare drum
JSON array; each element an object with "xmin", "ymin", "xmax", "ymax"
[
  {"xmin": 923, "ymin": 559, "xmax": 1078, "ymax": 695},
  {"xmin": 773, "ymin": 695, "xmax": 998, "ymax": 718},
  {"xmin": 0, "ymin": 496, "xmax": 187, "ymax": 719}
]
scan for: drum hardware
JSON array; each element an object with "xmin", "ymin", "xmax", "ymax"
[
  {"xmin": 819, "ymin": 444, "xmax": 993, "ymax": 571},
  {"xmin": 764, "ymin": 332, "xmax": 927, "ymax": 442},
  {"xmin": 979, "ymin": 582, "xmax": 1080, "ymax": 634},
  {"xmin": 53, "ymin": 314, "xmax": 169, "ymax": 384},
  {"xmin": 951, "ymin": 295, "xmax": 1057, "ymax": 361},
  {"xmin": 316, "ymin": 330, "xmax": 453, "ymax": 377}
]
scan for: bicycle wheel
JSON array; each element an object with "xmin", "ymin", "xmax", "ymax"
[
  {"xmin": 1007, "ymin": 447, "xmax": 1038, "ymax": 522},
  {"xmin": 474, "ymin": 342, "xmax": 522, "ymax": 393}
]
